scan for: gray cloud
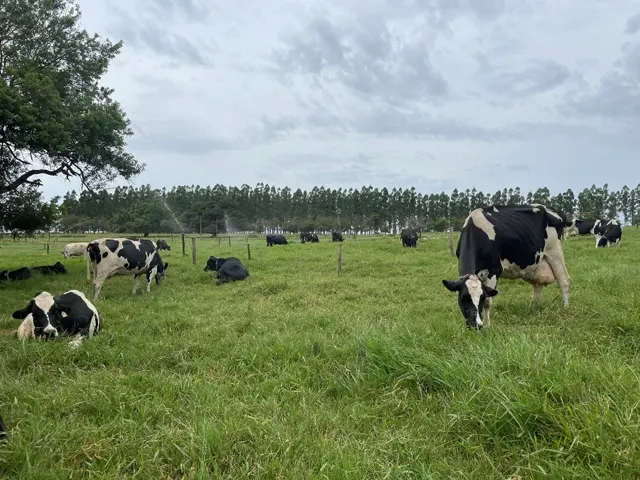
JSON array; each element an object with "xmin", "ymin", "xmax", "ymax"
[
  {"xmin": 625, "ymin": 13, "xmax": 640, "ymax": 34},
  {"xmin": 108, "ymin": 6, "xmax": 215, "ymax": 65},
  {"xmin": 271, "ymin": 13, "xmax": 448, "ymax": 105},
  {"xmin": 485, "ymin": 59, "xmax": 576, "ymax": 98},
  {"xmin": 147, "ymin": 0, "xmax": 212, "ymax": 23}
]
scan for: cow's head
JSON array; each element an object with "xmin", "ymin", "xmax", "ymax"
[
  {"xmin": 12, "ymin": 292, "xmax": 61, "ymax": 339},
  {"xmin": 52, "ymin": 262, "xmax": 67, "ymax": 274},
  {"xmin": 204, "ymin": 256, "xmax": 218, "ymax": 271},
  {"xmin": 442, "ymin": 270, "xmax": 498, "ymax": 329}
]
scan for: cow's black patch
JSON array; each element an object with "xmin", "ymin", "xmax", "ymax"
[
  {"xmin": 105, "ymin": 239, "xmax": 120, "ymax": 253},
  {"xmin": 401, "ymin": 227, "xmax": 418, "ymax": 247}
]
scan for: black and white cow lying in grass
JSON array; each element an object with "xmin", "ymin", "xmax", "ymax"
[
  {"xmin": 442, "ymin": 204, "xmax": 571, "ymax": 329},
  {"xmin": 0, "ymin": 267, "xmax": 31, "ymax": 282},
  {"xmin": 204, "ymin": 255, "xmax": 249, "ymax": 285},
  {"xmin": 31, "ymin": 261, "xmax": 67, "ymax": 276},
  {"xmin": 87, "ymin": 238, "xmax": 168, "ymax": 299},
  {"xmin": 12, "ymin": 290, "xmax": 100, "ymax": 349},
  {"xmin": 594, "ymin": 219, "xmax": 622, "ymax": 248}
]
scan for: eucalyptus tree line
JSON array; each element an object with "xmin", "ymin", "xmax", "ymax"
[{"xmin": 52, "ymin": 183, "xmax": 640, "ymax": 235}]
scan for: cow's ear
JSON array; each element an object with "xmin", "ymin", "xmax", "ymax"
[
  {"xmin": 12, "ymin": 300, "xmax": 33, "ymax": 319},
  {"xmin": 442, "ymin": 279, "xmax": 462, "ymax": 292},
  {"xmin": 482, "ymin": 286, "xmax": 498, "ymax": 297}
]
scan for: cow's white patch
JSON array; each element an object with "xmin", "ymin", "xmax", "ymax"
[
  {"xmin": 469, "ymin": 209, "xmax": 496, "ymax": 240},
  {"xmin": 493, "ymin": 206, "xmax": 499, "ymax": 212},
  {"xmin": 34, "ymin": 292, "xmax": 57, "ymax": 336},
  {"xmin": 16, "ymin": 315, "xmax": 35, "ymax": 340}
]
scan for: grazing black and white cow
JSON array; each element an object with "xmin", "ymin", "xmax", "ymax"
[
  {"xmin": 31, "ymin": 261, "xmax": 67, "ymax": 275},
  {"xmin": 401, "ymin": 227, "xmax": 418, "ymax": 247},
  {"xmin": 332, "ymin": 231, "xmax": 344, "ymax": 242},
  {"xmin": 0, "ymin": 267, "xmax": 31, "ymax": 282},
  {"xmin": 12, "ymin": 290, "xmax": 100, "ymax": 348},
  {"xmin": 442, "ymin": 204, "xmax": 571, "ymax": 329},
  {"xmin": 565, "ymin": 218, "xmax": 601, "ymax": 237},
  {"xmin": 157, "ymin": 239, "xmax": 171, "ymax": 251},
  {"xmin": 266, "ymin": 234, "xmax": 288, "ymax": 246},
  {"xmin": 87, "ymin": 238, "xmax": 168, "ymax": 299},
  {"xmin": 594, "ymin": 219, "xmax": 622, "ymax": 248},
  {"xmin": 203, "ymin": 255, "xmax": 249, "ymax": 284}
]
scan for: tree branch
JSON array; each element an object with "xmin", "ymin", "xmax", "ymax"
[{"xmin": 0, "ymin": 165, "xmax": 67, "ymax": 195}]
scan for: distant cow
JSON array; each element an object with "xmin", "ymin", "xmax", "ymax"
[
  {"xmin": 300, "ymin": 232, "xmax": 313, "ymax": 243},
  {"xmin": 266, "ymin": 234, "xmax": 288, "ymax": 246},
  {"xmin": 332, "ymin": 231, "xmax": 344, "ymax": 242},
  {"xmin": 565, "ymin": 219, "xmax": 601, "ymax": 237},
  {"xmin": 442, "ymin": 204, "xmax": 571, "ymax": 329},
  {"xmin": 31, "ymin": 261, "xmax": 67, "ymax": 275},
  {"xmin": 61, "ymin": 242, "xmax": 92, "ymax": 282},
  {"xmin": 87, "ymin": 238, "xmax": 168, "ymax": 299},
  {"xmin": 203, "ymin": 255, "xmax": 249, "ymax": 285},
  {"xmin": 0, "ymin": 267, "xmax": 31, "ymax": 282},
  {"xmin": 12, "ymin": 290, "xmax": 100, "ymax": 348},
  {"xmin": 594, "ymin": 219, "xmax": 622, "ymax": 248},
  {"xmin": 401, "ymin": 227, "xmax": 418, "ymax": 247},
  {"xmin": 157, "ymin": 239, "xmax": 171, "ymax": 251}
]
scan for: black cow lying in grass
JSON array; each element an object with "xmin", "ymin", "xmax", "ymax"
[
  {"xmin": 31, "ymin": 261, "xmax": 67, "ymax": 275},
  {"xmin": 204, "ymin": 255, "xmax": 249, "ymax": 285},
  {"xmin": 0, "ymin": 267, "xmax": 31, "ymax": 282}
]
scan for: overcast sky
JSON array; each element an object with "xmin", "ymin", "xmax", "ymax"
[{"xmin": 42, "ymin": 0, "xmax": 640, "ymax": 199}]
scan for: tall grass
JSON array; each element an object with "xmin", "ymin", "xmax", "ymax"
[{"xmin": 0, "ymin": 231, "xmax": 639, "ymax": 478}]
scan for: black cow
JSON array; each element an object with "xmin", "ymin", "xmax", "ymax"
[
  {"xmin": 203, "ymin": 255, "xmax": 249, "ymax": 285},
  {"xmin": 565, "ymin": 218, "xmax": 601, "ymax": 237},
  {"xmin": 594, "ymin": 219, "xmax": 622, "ymax": 248},
  {"xmin": 0, "ymin": 267, "xmax": 31, "ymax": 282},
  {"xmin": 300, "ymin": 232, "xmax": 313, "ymax": 243},
  {"xmin": 266, "ymin": 234, "xmax": 288, "ymax": 246},
  {"xmin": 87, "ymin": 238, "xmax": 168, "ymax": 299},
  {"xmin": 31, "ymin": 261, "xmax": 67, "ymax": 275},
  {"xmin": 442, "ymin": 204, "xmax": 571, "ymax": 329},
  {"xmin": 12, "ymin": 289, "xmax": 101, "ymax": 348},
  {"xmin": 157, "ymin": 239, "xmax": 171, "ymax": 251},
  {"xmin": 332, "ymin": 231, "xmax": 344, "ymax": 242},
  {"xmin": 401, "ymin": 227, "xmax": 418, "ymax": 247}
]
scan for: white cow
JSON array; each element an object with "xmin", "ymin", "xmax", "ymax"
[{"xmin": 61, "ymin": 242, "xmax": 91, "ymax": 283}]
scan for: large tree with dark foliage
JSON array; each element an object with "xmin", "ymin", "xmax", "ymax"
[{"xmin": 0, "ymin": 0, "xmax": 142, "ymax": 196}]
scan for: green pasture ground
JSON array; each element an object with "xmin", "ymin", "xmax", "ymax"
[{"xmin": 0, "ymin": 230, "xmax": 639, "ymax": 479}]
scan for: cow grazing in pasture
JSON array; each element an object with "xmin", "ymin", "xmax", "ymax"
[
  {"xmin": 332, "ymin": 231, "xmax": 344, "ymax": 242},
  {"xmin": 157, "ymin": 239, "xmax": 171, "ymax": 250},
  {"xmin": 300, "ymin": 232, "xmax": 313, "ymax": 243},
  {"xmin": 442, "ymin": 204, "xmax": 571, "ymax": 329},
  {"xmin": 594, "ymin": 219, "xmax": 622, "ymax": 248},
  {"xmin": 203, "ymin": 255, "xmax": 249, "ymax": 284},
  {"xmin": 12, "ymin": 290, "xmax": 100, "ymax": 348},
  {"xmin": 87, "ymin": 238, "xmax": 168, "ymax": 299},
  {"xmin": 62, "ymin": 242, "xmax": 89, "ymax": 259},
  {"xmin": 266, "ymin": 234, "xmax": 288, "ymax": 246},
  {"xmin": 31, "ymin": 261, "xmax": 67, "ymax": 276},
  {"xmin": 401, "ymin": 227, "xmax": 418, "ymax": 247},
  {"xmin": 0, "ymin": 267, "xmax": 31, "ymax": 282},
  {"xmin": 565, "ymin": 219, "xmax": 601, "ymax": 237}
]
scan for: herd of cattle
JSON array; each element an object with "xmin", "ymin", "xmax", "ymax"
[{"xmin": 0, "ymin": 206, "xmax": 625, "ymax": 350}]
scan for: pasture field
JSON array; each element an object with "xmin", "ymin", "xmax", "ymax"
[{"xmin": 1, "ymin": 231, "xmax": 640, "ymax": 479}]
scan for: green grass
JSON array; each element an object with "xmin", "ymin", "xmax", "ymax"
[{"xmin": 1, "ymin": 230, "xmax": 640, "ymax": 479}]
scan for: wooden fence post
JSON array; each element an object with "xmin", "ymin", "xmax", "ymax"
[
  {"xmin": 182, "ymin": 234, "xmax": 186, "ymax": 256},
  {"xmin": 191, "ymin": 237, "xmax": 197, "ymax": 265},
  {"xmin": 449, "ymin": 226, "xmax": 454, "ymax": 256},
  {"xmin": 337, "ymin": 243, "xmax": 343, "ymax": 274},
  {"xmin": 218, "ymin": 238, "xmax": 221, "ymax": 247},
  {"xmin": 228, "ymin": 236, "xmax": 231, "ymax": 247},
  {"xmin": 247, "ymin": 242, "xmax": 251, "ymax": 260},
  {"xmin": 46, "ymin": 243, "xmax": 49, "ymax": 254}
]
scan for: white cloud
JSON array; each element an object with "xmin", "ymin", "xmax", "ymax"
[{"xmin": 42, "ymin": 0, "xmax": 640, "ymax": 199}]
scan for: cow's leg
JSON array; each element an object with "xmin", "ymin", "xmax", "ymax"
[
  {"xmin": 93, "ymin": 271, "xmax": 110, "ymax": 300},
  {"xmin": 146, "ymin": 266, "xmax": 157, "ymax": 292},
  {"xmin": 69, "ymin": 332, "xmax": 86, "ymax": 349},
  {"xmin": 482, "ymin": 275, "xmax": 498, "ymax": 328},
  {"xmin": 132, "ymin": 273, "xmax": 141, "ymax": 294},
  {"xmin": 543, "ymin": 233, "xmax": 570, "ymax": 307},
  {"xmin": 86, "ymin": 253, "xmax": 92, "ymax": 283},
  {"xmin": 531, "ymin": 284, "xmax": 544, "ymax": 303}
]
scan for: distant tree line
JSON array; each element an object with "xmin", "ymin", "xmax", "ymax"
[{"xmin": 34, "ymin": 182, "xmax": 637, "ymax": 236}]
